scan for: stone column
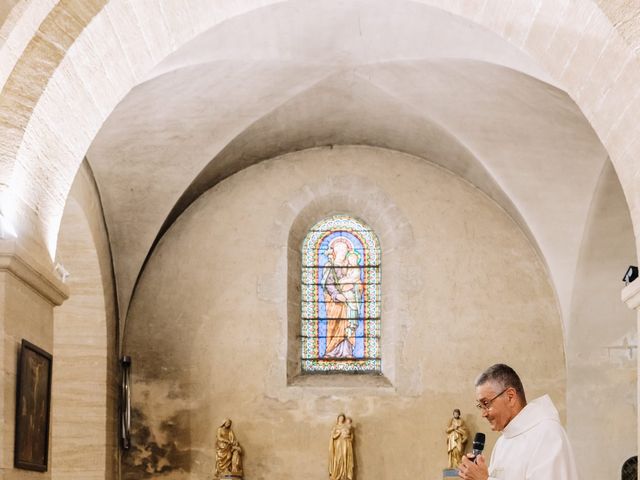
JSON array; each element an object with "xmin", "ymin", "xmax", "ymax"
[
  {"xmin": 0, "ymin": 239, "xmax": 68, "ymax": 480},
  {"xmin": 621, "ymin": 280, "xmax": 640, "ymax": 462}
]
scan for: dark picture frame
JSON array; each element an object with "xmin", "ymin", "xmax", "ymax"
[{"xmin": 14, "ymin": 339, "xmax": 53, "ymax": 471}]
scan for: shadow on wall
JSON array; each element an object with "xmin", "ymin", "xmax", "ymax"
[{"xmin": 123, "ymin": 407, "xmax": 192, "ymax": 479}]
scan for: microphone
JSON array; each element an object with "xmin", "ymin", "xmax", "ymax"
[{"xmin": 470, "ymin": 432, "xmax": 485, "ymax": 462}]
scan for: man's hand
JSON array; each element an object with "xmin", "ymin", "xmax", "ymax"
[{"xmin": 458, "ymin": 454, "xmax": 489, "ymax": 480}]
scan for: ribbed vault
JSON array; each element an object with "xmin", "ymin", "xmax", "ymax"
[{"xmin": 84, "ymin": 1, "xmax": 608, "ymax": 334}]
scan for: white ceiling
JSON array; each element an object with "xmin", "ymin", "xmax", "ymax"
[{"xmin": 85, "ymin": 0, "xmax": 609, "ymax": 328}]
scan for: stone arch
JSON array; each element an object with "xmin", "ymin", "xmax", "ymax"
[
  {"xmin": 0, "ymin": 0, "xmax": 639, "ymax": 262},
  {"xmin": 52, "ymin": 161, "xmax": 118, "ymax": 479},
  {"xmin": 121, "ymin": 143, "xmax": 568, "ymax": 478},
  {"xmin": 0, "ymin": 2, "xmax": 636, "ymax": 477},
  {"xmin": 282, "ymin": 155, "xmax": 415, "ymax": 386}
]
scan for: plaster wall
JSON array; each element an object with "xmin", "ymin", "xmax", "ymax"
[
  {"xmin": 123, "ymin": 146, "xmax": 566, "ymax": 480},
  {"xmin": 567, "ymin": 160, "xmax": 637, "ymax": 479}
]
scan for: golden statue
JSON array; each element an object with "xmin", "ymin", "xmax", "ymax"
[
  {"xmin": 215, "ymin": 419, "xmax": 243, "ymax": 478},
  {"xmin": 446, "ymin": 409, "xmax": 469, "ymax": 469},
  {"xmin": 329, "ymin": 414, "xmax": 355, "ymax": 480}
]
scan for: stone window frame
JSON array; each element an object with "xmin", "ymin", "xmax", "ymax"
[
  {"xmin": 283, "ymin": 173, "xmax": 414, "ymax": 388},
  {"xmin": 300, "ymin": 214, "xmax": 381, "ymax": 374}
]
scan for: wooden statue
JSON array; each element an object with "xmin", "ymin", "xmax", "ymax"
[
  {"xmin": 446, "ymin": 409, "xmax": 469, "ymax": 469},
  {"xmin": 329, "ymin": 414, "xmax": 355, "ymax": 480},
  {"xmin": 215, "ymin": 419, "xmax": 243, "ymax": 478}
]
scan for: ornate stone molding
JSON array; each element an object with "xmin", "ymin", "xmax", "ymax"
[
  {"xmin": 621, "ymin": 281, "xmax": 640, "ymax": 310},
  {"xmin": 0, "ymin": 240, "xmax": 69, "ymax": 305}
]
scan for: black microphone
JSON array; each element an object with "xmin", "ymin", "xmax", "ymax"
[{"xmin": 470, "ymin": 432, "xmax": 485, "ymax": 462}]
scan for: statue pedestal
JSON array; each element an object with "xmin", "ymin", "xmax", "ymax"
[{"xmin": 443, "ymin": 468, "xmax": 459, "ymax": 478}]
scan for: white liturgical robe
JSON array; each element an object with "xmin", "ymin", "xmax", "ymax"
[{"xmin": 488, "ymin": 395, "xmax": 578, "ymax": 480}]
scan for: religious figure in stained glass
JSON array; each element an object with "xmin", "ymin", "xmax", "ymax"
[
  {"xmin": 322, "ymin": 240, "xmax": 362, "ymax": 358},
  {"xmin": 301, "ymin": 215, "xmax": 381, "ymax": 373}
]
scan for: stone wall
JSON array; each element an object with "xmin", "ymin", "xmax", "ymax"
[
  {"xmin": 122, "ymin": 146, "xmax": 566, "ymax": 480},
  {"xmin": 0, "ymin": 225, "xmax": 67, "ymax": 478},
  {"xmin": 568, "ymin": 160, "xmax": 638, "ymax": 479},
  {"xmin": 52, "ymin": 162, "xmax": 119, "ymax": 480}
]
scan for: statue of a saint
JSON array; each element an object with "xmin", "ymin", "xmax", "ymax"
[
  {"xmin": 446, "ymin": 409, "xmax": 469, "ymax": 469},
  {"xmin": 215, "ymin": 419, "xmax": 243, "ymax": 478},
  {"xmin": 329, "ymin": 414, "xmax": 355, "ymax": 480}
]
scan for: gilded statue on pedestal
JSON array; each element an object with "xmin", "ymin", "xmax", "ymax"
[
  {"xmin": 446, "ymin": 409, "xmax": 469, "ymax": 469},
  {"xmin": 329, "ymin": 414, "xmax": 355, "ymax": 480},
  {"xmin": 215, "ymin": 419, "xmax": 243, "ymax": 479}
]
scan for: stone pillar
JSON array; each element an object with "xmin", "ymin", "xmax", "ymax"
[
  {"xmin": 621, "ymin": 280, "xmax": 640, "ymax": 462},
  {"xmin": 0, "ymin": 239, "xmax": 68, "ymax": 479}
]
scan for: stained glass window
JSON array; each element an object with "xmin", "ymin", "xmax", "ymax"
[{"xmin": 301, "ymin": 215, "xmax": 381, "ymax": 373}]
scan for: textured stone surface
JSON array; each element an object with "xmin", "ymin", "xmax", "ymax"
[
  {"xmin": 595, "ymin": 0, "xmax": 640, "ymax": 53},
  {"xmin": 0, "ymin": 1, "xmax": 638, "ymax": 477},
  {"xmin": 567, "ymin": 161, "xmax": 637, "ymax": 479},
  {"xmin": 84, "ymin": 1, "xmax": 607, "ymax": 343},
  {"xmin": 0, "ymin": 1, "xmax": 19, "ymax": 30},
  {"xmin": 123, "ymin": 146, "xmax": 566, "ymax": 480},
  {"xmin": 0, "ymin": 0, "xmax": 636, "ymax": 264},
  {"xmin": 0, "ymin": 261, "xmax": 55, "ymax": 479},
  {"xmin": 52, "ymin": 161, "xmax": 118, "ymax": 480}
]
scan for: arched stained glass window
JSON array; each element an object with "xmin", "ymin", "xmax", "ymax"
[{"xmin": 301, "ymin": 215, "xmax": 381, "ymax": 373}]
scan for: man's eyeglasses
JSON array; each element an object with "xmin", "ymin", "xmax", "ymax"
[{"xmin": 475, "ymin": 388, "xmax": 508, "ymax": 411}]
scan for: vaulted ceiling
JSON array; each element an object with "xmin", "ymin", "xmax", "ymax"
[{"xmin": 85, "ymin": 0, "xmax": 609, "ymax": 330}]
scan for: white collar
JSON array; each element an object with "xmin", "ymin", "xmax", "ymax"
[{"xmin": 501, "ymin": 394, "xmax": 560, "ymax": 439}]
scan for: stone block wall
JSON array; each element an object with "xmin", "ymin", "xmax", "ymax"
[{"xmin": 123, "ymin": 146, "xmax": 566, "ymax": 479}]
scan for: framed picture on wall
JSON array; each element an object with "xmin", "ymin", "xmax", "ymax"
[{"xmin": 14, "ymin": 339, "xmax": 53, "ymax": 472}]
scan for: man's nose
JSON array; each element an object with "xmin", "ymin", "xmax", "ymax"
[{"xmin": 482, "ymin": 409, "xmax": 489, "ymax": 418}]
